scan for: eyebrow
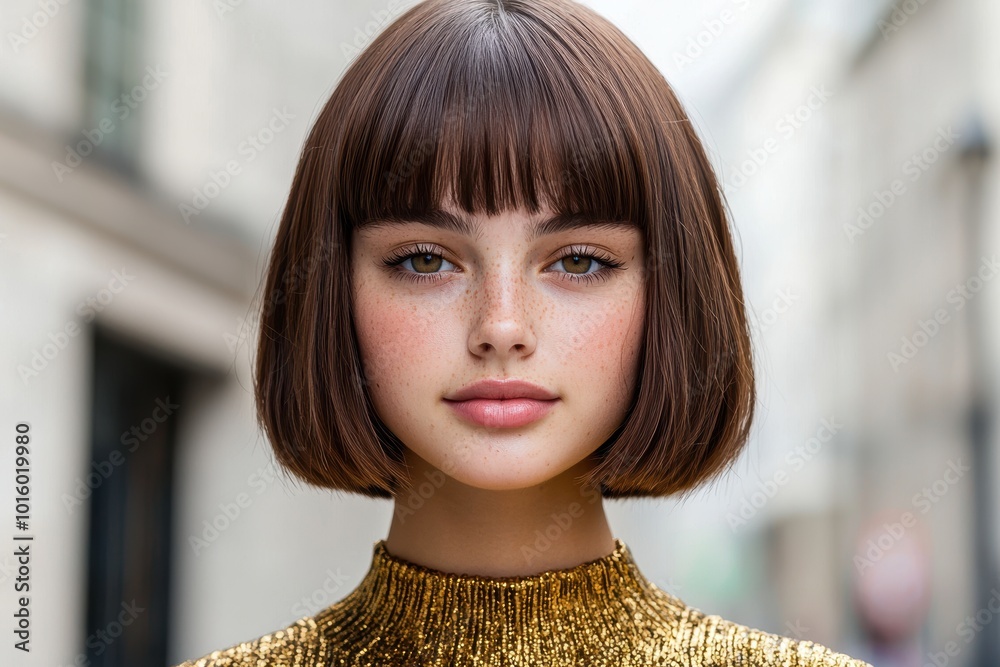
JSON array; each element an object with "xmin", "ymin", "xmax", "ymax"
[{"xmin": 361, "ymin": 210, "xmax": 638, "ymax": 242}]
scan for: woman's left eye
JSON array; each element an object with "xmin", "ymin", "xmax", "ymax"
[
  {"xmin": 546, "ymin": 253, "xmax": 615, "ymax": 282},
  {"xmin": 544, "ymin": 247, "xmax": 626, "ymax": 285}
]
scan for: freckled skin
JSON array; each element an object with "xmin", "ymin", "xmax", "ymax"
[{"xmin": 351, "ymin": 202, "xmax": 646, "ymax": 576}]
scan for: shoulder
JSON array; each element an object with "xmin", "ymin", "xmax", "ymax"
[
  {"xmin": 170, "ymin": 615, "xmax": 326, "ymax": 667},
  {"xmin": 651, "ymin": 589, "xmax": 873, "ymax": 667}
]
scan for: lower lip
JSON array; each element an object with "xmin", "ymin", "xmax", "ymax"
[{"xmin": 444, "ymin": 398, "xmax": 559, "ymax": 428}]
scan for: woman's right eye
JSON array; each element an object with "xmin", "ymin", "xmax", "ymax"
[{"xmin": 382, "ymin": 245, "xmax": 457, "ymax": 283}]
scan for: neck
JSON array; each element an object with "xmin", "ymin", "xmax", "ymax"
[{"xmin": 386, "ymin": 452, "xmax": 615, "ymax": 577}]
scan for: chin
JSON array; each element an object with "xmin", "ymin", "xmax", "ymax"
[
  {"xmin": 442, "ymin": 463, "xmax": 567, "ymax": 491},
  {"xmin": 430, "ymin": 440, "xmax": 589, "ymax": 490}
]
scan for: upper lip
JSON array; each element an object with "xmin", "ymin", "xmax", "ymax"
[{"xmin": 445, "ymin": 378, "xmax": 559, "ymax": 401}]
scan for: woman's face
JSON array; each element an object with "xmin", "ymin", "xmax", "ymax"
[{"xmin": 351, "ymin": 199, "xmax": 646, "ymax": 491}]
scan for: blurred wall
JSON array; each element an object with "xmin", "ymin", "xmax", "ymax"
[{"xmin": 0, "ymin": 1, "xmax": 996, "ymax": 666}]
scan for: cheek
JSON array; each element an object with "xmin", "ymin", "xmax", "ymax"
[
  {"xmin": 551, "ymin": 293, "xmax": 645, "ymax": 400},
  {"xmin": 353, "ymin": 281, "xmax": 457, "ymax": 408}
]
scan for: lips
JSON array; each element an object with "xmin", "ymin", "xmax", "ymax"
[
  {"xmin": 443, "ymin": 378, "xmax": 559, "ymax": 428},
  {"xmin": 445, "ymin": 378, "xmax": 558, "ymax": 401}
]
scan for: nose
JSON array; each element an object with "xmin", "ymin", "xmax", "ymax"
[{"xmin": 467, "ymin": 262, "xmax": 538, "ymax": 359}]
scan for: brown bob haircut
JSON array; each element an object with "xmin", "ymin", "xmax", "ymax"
[{"xmin": 253, "ymin": 0, "xmax": 756, "ymax": 500}]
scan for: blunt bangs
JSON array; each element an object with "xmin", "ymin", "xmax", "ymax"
[{"xmin": 334, "ymin": 0, "xmax": 665, "ymax": 230}]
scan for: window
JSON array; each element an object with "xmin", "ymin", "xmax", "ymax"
[
  {"xmin": 82, "ymin": 0, "xmax": 144, "ymax": 174},
  {"xmin": 84, "ymin": 326, "xmax": 186, "ymax": 667}
]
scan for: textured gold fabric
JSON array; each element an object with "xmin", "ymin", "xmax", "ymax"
[{"xmin": 173, "ymin": 538, "xmax": 872, "ymax": 666}]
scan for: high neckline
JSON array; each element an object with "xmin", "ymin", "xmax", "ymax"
[
  {"xmin": 373, "ymin": 537, "xmax": 633, "ymax": 585},
  {"xmin": 311, "ymin": 536, "xmax": 669, "ymax": 663}
]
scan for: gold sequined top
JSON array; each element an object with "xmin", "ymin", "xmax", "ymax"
[{"xmin": 173, "ymin": 538, "xmax": 872, "ymax": 666}]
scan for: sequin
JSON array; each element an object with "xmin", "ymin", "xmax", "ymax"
[{"xmin": 172, "ymin": 538, "xmax": 872, "ymax": 666}]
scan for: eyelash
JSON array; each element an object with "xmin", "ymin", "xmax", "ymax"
[{"xmin": 381, "ymin": 243, "xmax": 626, "ymax": 286}]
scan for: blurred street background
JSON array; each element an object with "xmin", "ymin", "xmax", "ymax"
[{"xmin": 1, "ymin": 0, "xmax": 998, "ymax": 665}]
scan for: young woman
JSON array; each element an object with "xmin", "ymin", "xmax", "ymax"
[{"xmin": 175, "ymin": 0, "xmax": 871, "ymax": 665}]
